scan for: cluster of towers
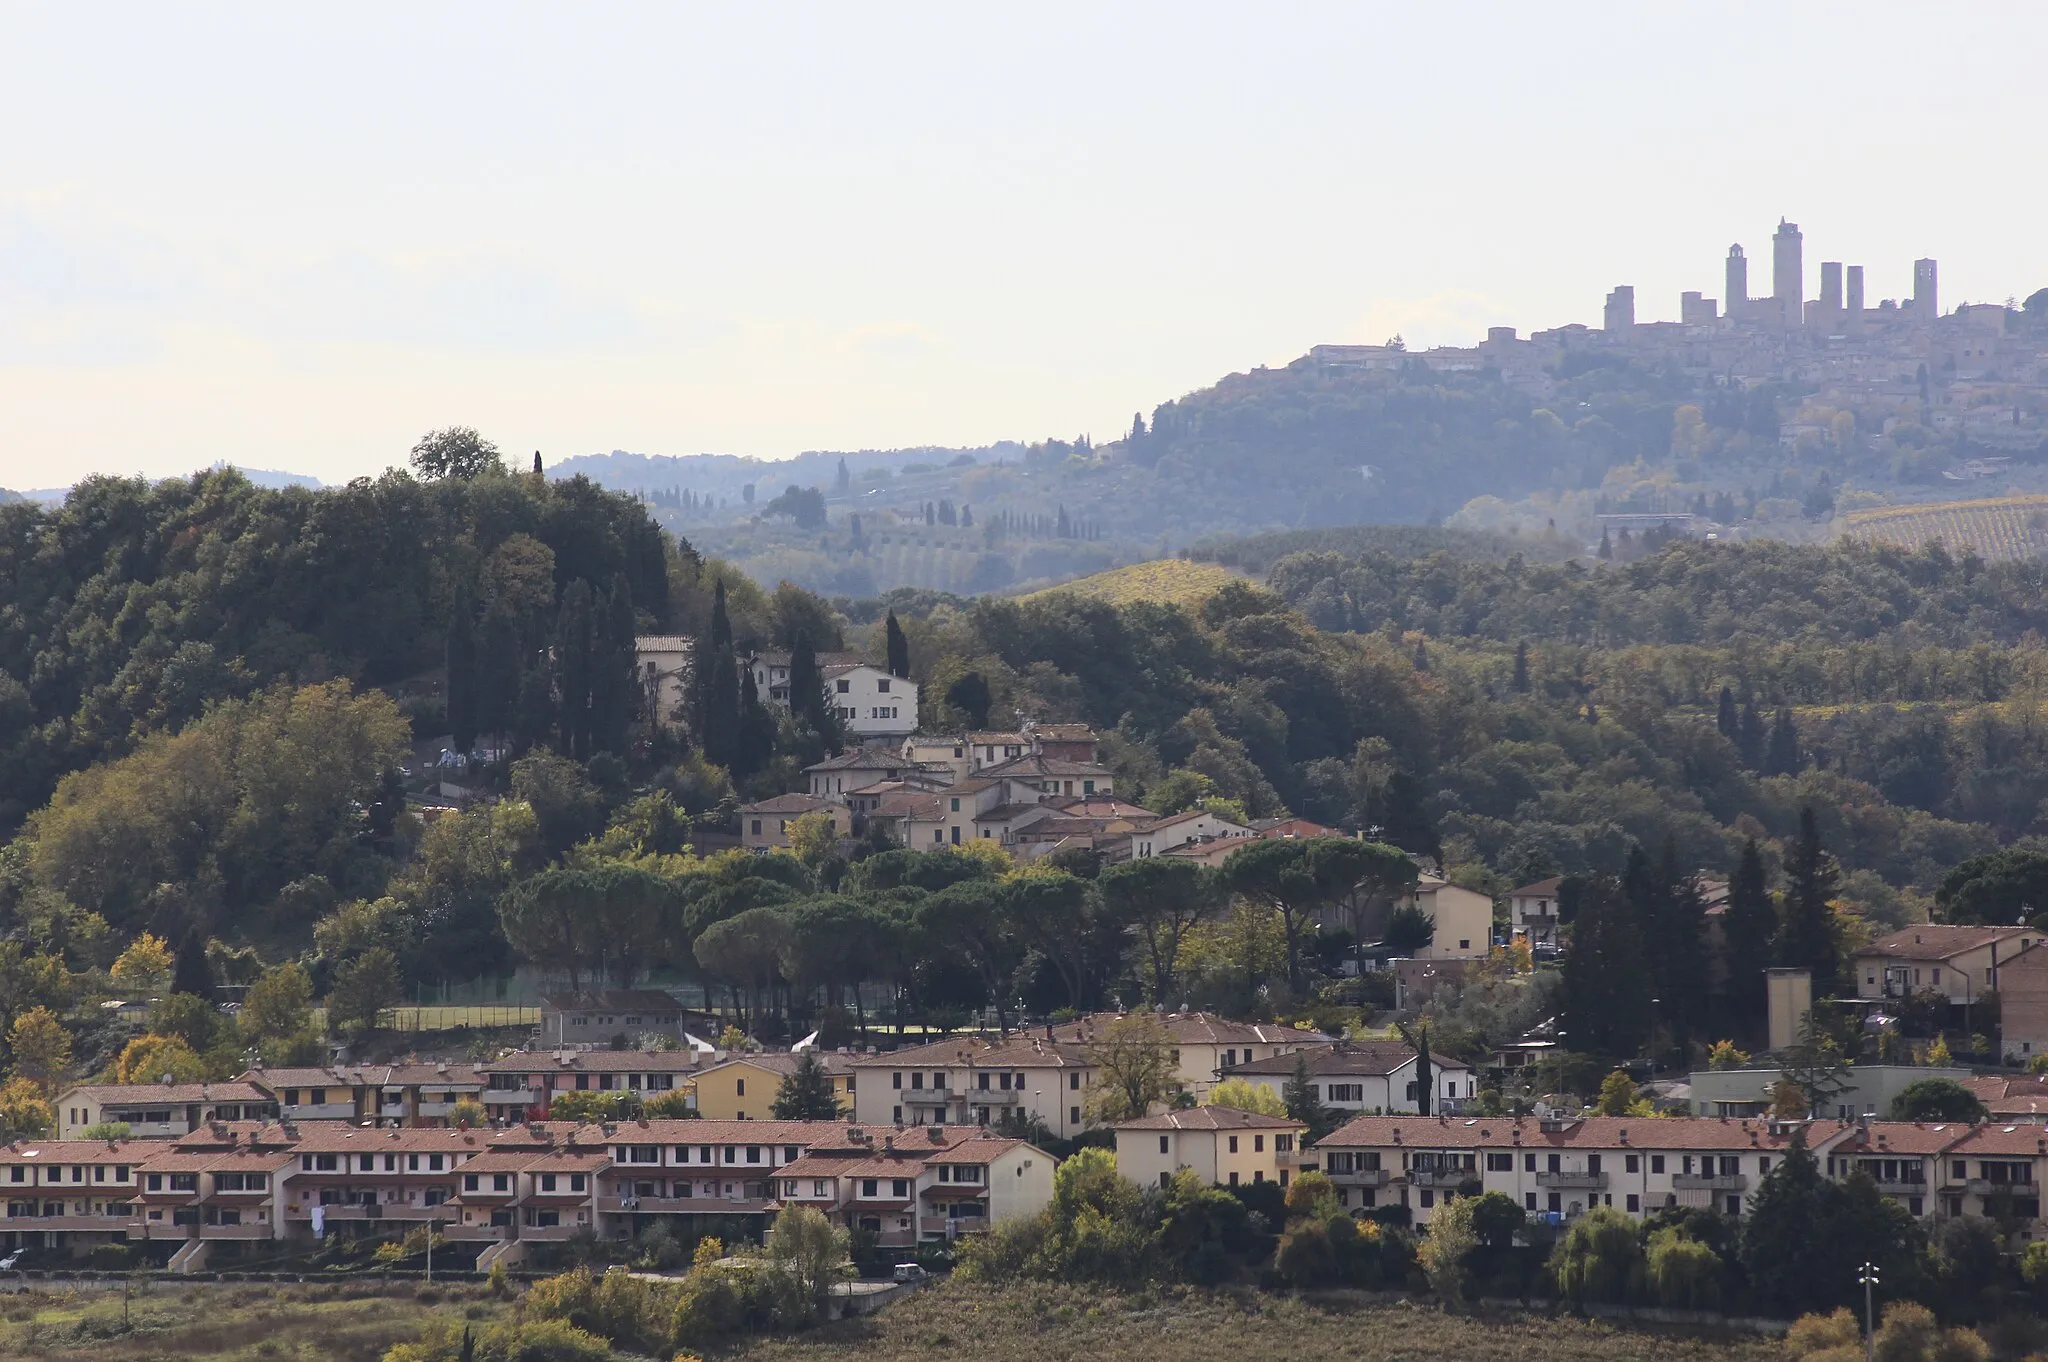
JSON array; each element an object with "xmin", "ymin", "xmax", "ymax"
[{"xmin": 1601, "ymin": 220, "xmax": 1940, "ymax": 333}]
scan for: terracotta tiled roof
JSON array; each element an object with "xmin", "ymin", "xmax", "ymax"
[
  {"xmin": 847, "ymin": 1034, "xmax": 1092, "ymax": 1069},
  {"xmin": 1052, "ymin": 1012, "xmax": 1332, "ymax": 1049},
  {"xmin": 1118, "ymin": 1107, "xmax": 1305, "ymax": 1132},
  {"xmin": 1317, "ymin": 1113, "xmax": 1858, "ymax": 1153},
  {"xmin": 62, "ymin": 1081, "xmax": 272, "ymax": 1107},
  {"xmin": 1224, "ymin": 1042, "xmax": 1431, "ymax": 1078},
  {"xmin": 1855, "ymin": 925, "xmax": 2040, "ymax": 961}
]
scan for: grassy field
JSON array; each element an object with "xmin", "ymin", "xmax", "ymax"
[
  {"xmin": 733, "ymin": 1281, "xmax": 1779, "ymax": 1362},
  {"xmin": 0, "ymin": 1282, "xmax": 509, "ymax": 1362},
  {"xmin": 1026, "ymin": 559, "xmax": 1243, "ymax": 608},
  {"xmin": 0, "ymin": 1278, "xmax": 1782, "ymax": 1362},
  {"xmin": 1842, "ymin": 494, "xmax": 2048, "ymax": 559}
]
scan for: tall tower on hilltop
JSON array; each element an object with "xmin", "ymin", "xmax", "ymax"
[
  {"xmin": 1603, "ymin": 285, "xmax": 1635, "ymax": 333},
  {"xmin": 1726, "ymin": 244, "xmax": 1748, "ymax": 320},
  {"xmin": 1819, "ymin": 262, "xmax": 1843, "ymax": 312},
  {"xmin": 1845, "ymin": 264, "xmax": 1865, "ymax": 334},
  {"xmin": 1914, "ymin": 258, "xmax": 1939, "ymax": 318},
  {"xmin": 1772, "ymin": 219, "xmax": 1803, "ymax": 327}
]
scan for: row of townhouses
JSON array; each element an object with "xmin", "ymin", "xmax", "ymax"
[
  {"xmin": 1307, "ymin": 1112, "xmax": 2048, "ymax": 1235},
  {"xmin": 1, "ymin": 1118, "xmax": 1055, "ymax": 1268}
]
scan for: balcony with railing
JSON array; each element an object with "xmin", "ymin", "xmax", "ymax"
[
  {"xmin": 1326, "ymin": 1167, "xmax": 1390, "ymax": 1188},
  {"xmin": 1406, "ymin": 1166, "xmax": 1474, "ymax": 1189},
  {"xmin": 1534, "ymin": 1170, "xmax": 1610, "ymax": 1190},
  {"xmin": 1672, "ymin": 1173, "xmax": 1748, "ymax": 1192}
]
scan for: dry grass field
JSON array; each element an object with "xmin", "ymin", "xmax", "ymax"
[
  {"xmin": 1842, "ymin": 495, "xmax": 2048, "ymax": 560},
  {"xmin": 1026, "ymin": 559, "xmax": 1243, "ymax": 608},
  {"xmin": 733, "ymin": 1281, "xmax": 1779, "ymax": 1362},
  {"xmin": 0, "ymin": 1281, "xmax": 509, "ymax": 1362}
]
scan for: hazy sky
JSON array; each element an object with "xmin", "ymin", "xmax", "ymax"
[{"xmin": 2, "ymin": 4, "xmax": 2043, "ymax": 488}]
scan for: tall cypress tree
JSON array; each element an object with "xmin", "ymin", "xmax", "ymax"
[
  {"xmin": 1511, "ymin": 640, "xmax": 1530, "ymax": 694},
  {"xmin": 788, "ymin": 637, "xmax": 823, "ymax": 730},
  {"xmin": 446, "ymin": 582, "xmax": 478, "ymax": 753},
  {"xmin": 700, "ymin": 646, "xmax": 740, "ymax": 771},
  {"xmin": 476, "ymin": 607, "xmax": 521, "ymax": 739},
  {"xmin": 1716, "ymin": 685, "xmax": 1739, "ymax": 742},
  {"xmin": 1721, "ymin": 838, "xmax": 1776, "ymax": 1037},
  {"xmin": 1737, "ymin": 697, "xmax": 1766, "ymax": 769},
  {"xmin": 554, "ymin": 579, "xmax": 595, "ymax": 759},
  {"xmin": 1764, "ymin": 707, "xmax": 1802, "ymax": 777},
  {"xmin": 1775, "ymin": 808, "xmax": 1840, "ymax": 996},
  {"xmin": 1652, "ymin": 837, "xmax": 1707, "ymax": 1058},
  {"xmin": 588, "ymin": 576, "xmax": 638, "ymax": 756},
  {"xmin": 885, "ymin": 610, "xmax": 909, "ymax": 679},
  {"xmin": 1561, "ymin": 875, "xmax": 1653, "ymax": 1059},
  {"xmin": 710, "ymin": 577, "xmax": 733, "ymax": 653},
  {"xmin": 737, "ymin": 665, "xmax": 776, "ymax": 777}
]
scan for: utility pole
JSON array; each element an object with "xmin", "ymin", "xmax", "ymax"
[{"xmin": 1857, "ymin": 1261, "xmax": 1879, "ymax": 1362}]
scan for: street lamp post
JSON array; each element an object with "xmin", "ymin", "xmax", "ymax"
[{"xmin": 1857, "ymin": 1261, "xmax": 1879, "ymax": 1362}]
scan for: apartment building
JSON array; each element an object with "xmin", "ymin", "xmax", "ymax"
[
  {"xmin": 1047, "ymin": 1012, "xmax": 1334, "ymax": 1099},
  {"xmin": 538, "ymin": 991, "xmax": 699, "ymax": 1048},
  {"xmin": 0, "ymin": 1140, "xmax": 149, "ymax": 1253},
  {"xmin": 691, "ymin": 1053, "xmax": 856, "ymax": 1121},
  {"xmin": 57, "ymin": 1082, "xmax": 276, "ymax": 1140},
  {"xmin": 773, "ymin": 1125, "xmax": 1053, "ymax": 1247},
  {"xmin": 241, "ymin": 1063, "xmax": 485, "ymax": 1127},
  {"xmin": 1505, "ymin": 877, "xmax": 1563, "ymax": 947},
  {"xmin": 848, "ymin": 1034, "xmax": 1097, "ymax": 1139},
  {"xmin": 1312, "ymin": 1113, "xmax": 1857, "ymax": 1224},
  {"xmin": 1222, "ymin": 1042, "xmax": 1476, "ymax": 1115},
  {"xmin": 739, "ymin": 794, "xmax": 852, "ymax": 851},
  {"xmin": 478, "ymin": 1050, "xmax": 707, "ymax": 1121},
  {"xmin": 1114, "ymin": 1107, "xmax": 1307, "ymax": 1190}
]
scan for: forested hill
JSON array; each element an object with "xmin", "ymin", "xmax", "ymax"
[
  {"xmin": 1261, "ymin": 536, "xmax": 2048, "ymax": 647},
  {"xmin": 0, "ymin": 466, "xmax": 672, "ymax": 831}
]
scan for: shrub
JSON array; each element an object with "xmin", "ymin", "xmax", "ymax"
[
  {"xmin": 1874, "ymin": 1301, "xmax": 1940, "ymax": 1362},
  {"xmin": 385, "ymin": 1318, "xmax": 614, "ymax": 1362},
  {"xmin": 1645, "ymin": 1227, "xmax": 1722, "ymax": 1311},
  {"xmin": 1784, "ymin": 1307, "xmax": 1860, "ymax": 1357},
  {"xmin": 1417, "ymin": 1193, "xmax": 1479, "ymax": 1307},
  {"xmin": 1550, "ymin": 1206, "xmax": 1644, "ymax": 1306}
]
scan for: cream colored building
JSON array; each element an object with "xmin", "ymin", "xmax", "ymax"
[
  {"xmin": 1404, "ymin": 874, "xmax": 1495, "ymax": 959},
  {"xmin": 1852, "ymin": 924, "xmax": 2041, "ymax": 1007},
  {"xmin": 57, "ymin": 1082, "xmax": 276, "ymax": 1140},
  {"xmin": 1222, "ymin": 1041, "xmax": 1476, "ymax": 1114},
  {"xmin": 1114, "ymin": 1107, "xmax": 1307, "ymax": 1190},
  {"xmin": 739, "ymin": 794, "xmax": 851, "ymax": 850},
  {"xmin": 774, "ymin": 1127, "xmax": 1055, "ymax": 1248},
  {"xmin": 1505, "ymin": 876, "xmax": 1562, "ymax": 947},
  {"xmin": 1048, "ymin": 1012, "xmax": 1334, "ymax": 1100},
  {"xmin": 849, "ymin": 1034, "xmax": 1098, "ymax": 1140},
  {"xmin": 634, "ymin": 635, "xmax": 694, "ymax": 730},
  {"xmin": 690, "ymin": 1053, "xmax": 855, "ymax": 1121}
]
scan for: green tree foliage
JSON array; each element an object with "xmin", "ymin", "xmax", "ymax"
[
  {"xmin": 1776, "ymin": 807, "xmax": 1842, "ymax": 995},
  {"xmin": 408, "ymin": 426, "xmax": 502, "ymax": 480},
  {"xmin": 1097, "ymin": 858, "xmax": 1219, "ymax": 1004},
  {"xmin": 1551, "ymin": 1205, "xmax": 1646, "ymax": 1305},
  {"xmin": 1888, "ymin": 1078, "xmax": 1988, "ymax": 1122},
  {"xmin": 770, "ymin": 1049, "xmax": 844, "ymax": 1119},
  {"xmin": 1740, "ymin": 1132, "xmax": 1921, "ymax": 1318},
  {"xmin": 1222, "ymin": 837, "xmax": 1417, "ymax": 991},
  {"xmin": 1560, "ymin": 875, "xmax": 1653, "ymax": 1059},
  {"xmin": 24, "ymin": 682, "xmax": 409, "ymax": 930},
  {"xmin": 1936, "ymin": 848, "xmax": 2048, "ymax": 926}
]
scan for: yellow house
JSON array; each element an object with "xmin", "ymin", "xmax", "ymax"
[
  {"xmin": 1050, "ymin": 1012, "xmax": 1335, "ymax": 1100},
  {"xmin": 1113, "ymin": 1107, "xmax": 1308, "ymax": 1191},
  {"xmin": 690, "ymin": 1054, "xmax": 855, "ymax": 1121}
]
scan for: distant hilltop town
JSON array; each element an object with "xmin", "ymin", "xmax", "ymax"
[{"xmin": 1312, "ymin": 218, "xmax": 2044, "ymax": 453}]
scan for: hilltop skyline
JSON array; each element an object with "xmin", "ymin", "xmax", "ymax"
[{"xmin": 2, "ymin": 5, "xmax": 2044, "ymax": 488}]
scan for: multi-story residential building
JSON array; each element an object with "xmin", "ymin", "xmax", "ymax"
[
  {"xmin": 478, "ymin": 1050, "xmax": 707, "ymax": 1122},
  {"xmin": 1936, "ymin": 1122, "xmax": 2048, "ymax": 1222},
  {"xmin": 634, "ymin": 635, "xmax": 694, "ymax": 730},
  {"xmin": 1221, "ymin": 1042, "xmax": 1476, "ymax": 1115},
  {"xmin": 1047, "ymin": 1012, "xmax": 1333, "ymax": 1099},
  {"xmin": 1851, "ymin": 924, "xmax": 2041, "ymax": 1008},
  {"xmin": 748, "ymin": 652, "xmax": 919, "ymax": 740},
  {"xmin": 691, "ymin": 1053, "xmax": 856, "ymax": 1121},
  {"xmin": 0, "ymin": 1140, "xmax": 150, "ymax": 1254},
  {"xmin": 1114, "ymin": 1107, "xmax": 1307, "ymax": 1190},
  {"xmin": 804, "ymin": 749, "xmax": 950, "ymax": 799},
  {"xmin": 848, "ymin": 1034, "xmax": 1098, "ymax": 1139},
  {"xmin": 739, "ymin": 794, "xmax": 852, "ymax": 851},
  {"xmin": 1312, "ymin": 1113, "xmax": 1856, "ymax": 1223},
  {"xmin": 1687, "ymin": 1063, "xmax": 1972, "ymax": 1122},
  {"xmin": 774, "ymin": 1125, "xmax": 1054, "ymax": 1247},
  {"xmin": 1400, "ymin": 874, "xmax": 1495, "ymax": 960},
  {"xmin": 57, "ymin": 1082, "xmax": 276, "ymax": 1140},
  {"xmin": 1121, "ymin": 809, "xmax": 1252, "ymax": 862},
  {"xmin": 1505, "ymin": 877, "xmax": 1563, "ymax": 947},
  {"xmin": 537, "ymin": 991, "xmax": 699, "ymax": 1049},
  {"xmin": 241, "ymin": 1063, "xmax": 486, "ymax": 1127},
  {"xmin": 1824, "ymin": 1120, "xmax": 1954, "ymax": 1219},
  {"xmin": 1985, "ymin": 941, "xmax": 2048, "ymax": 1062}
]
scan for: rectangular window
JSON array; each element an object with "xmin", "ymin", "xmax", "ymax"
[
  {"xmin": 1651, "ymin": 1155, "xmax": 1665, "ymax": 1174},
  {"xmin": 1070, "ymin": 1106, "xmax": 1080, "ymax": 1125},
  {"xmin": 1625, "ymin": 1154, "xmax": 1639, "ymax": 1173},
  {"xmin": 1068, "ymin": 1073, "xmax": 1080, "ymax": 1090},
  {"xmin": 1486, "ymin": 1153, "xmax": 1512, "ymax": 1172},
  {"xmin": 1160, "ymin": 1136, "xmax": 1171, "ymax": 1154},
  {"xmin": 1254, "ymin": 1135, "xmax": 1264, "ymax": 1153},
  {"xmin": 1627, "ymin": 1194, "xmax": 1640, "ymax": 1212},
  {"xmin": 736, "ymin": 1079, "xmax": 745, "ymax": 1097},
  {"xmin": 1228, "ymin": 1136, "xmax": 1239, "ymax": 1154}
]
